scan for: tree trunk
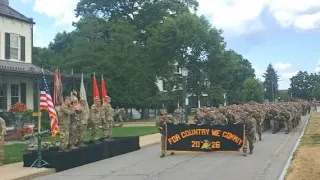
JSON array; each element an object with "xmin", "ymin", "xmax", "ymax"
[{"xmin": 142, "ymin": 109, "xmax": 150, "ymax": 119}]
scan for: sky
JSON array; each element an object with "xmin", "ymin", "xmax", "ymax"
[{"xmin": 9, "ymin": 0, "xmax": 320, "ymax": 90}]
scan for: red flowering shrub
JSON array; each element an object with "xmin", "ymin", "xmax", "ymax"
[
  {"xmin": 17, "ymin": 126, "xmax": 33, "ymax": 136},
  {"xmin": 9, "ymin": 102, "xmax": 28, "ymax": 113}
]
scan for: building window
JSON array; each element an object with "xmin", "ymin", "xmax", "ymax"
[
  {"xmin": 10, "ymin": 34, "xmax": 19, "ymax": 60},
  {"xmin": 11, "ymin": 84, "xmax": 19, "ymax": 105}
]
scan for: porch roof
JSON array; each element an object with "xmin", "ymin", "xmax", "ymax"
[
  {"xmin": 0, "ymin": 59, "xmax": 51, "ymax": 75},
  {"xmin": 0, "ymin": 60, "xmax": 90, "ymax": 79}
]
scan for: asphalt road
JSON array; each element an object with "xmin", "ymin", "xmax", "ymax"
[{"xmin": 35, "ymin": 114, "xmax": 311, "ymax": 180}]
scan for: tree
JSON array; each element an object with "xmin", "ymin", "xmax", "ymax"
[
  {"xmin": 225, "ymin": 50, "xmax": 255, "ymax": 104},
  {"xmin": 312, "ymin": 84, "xmax": 320, "ymax": 100},
  {"xmin": 263, "ymin": 64, "xmax": 279, "ymax": 102},
  {"xmin": 242, "ymin": 78, "xmax": 264, "ymax": 103},
  {"xmin": 278, "ymin": 90, "xmax": 290, "ymax": 101},
  {"xmin": 288, "ymin": 71, "xmax": 313, "ymax": 99},
  {"xmin": 32, "ymin": 0, "xmax": 259, "ymax": 110}
]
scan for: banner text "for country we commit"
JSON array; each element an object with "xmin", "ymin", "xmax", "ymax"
[{"xmin": 167, "ymin": 128, "xmax": 243, "ymax": 146}]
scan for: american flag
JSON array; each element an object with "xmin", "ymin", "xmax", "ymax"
[{"xmin": 40, "ymin": 71, "xmax": 59, "ymax": 136}]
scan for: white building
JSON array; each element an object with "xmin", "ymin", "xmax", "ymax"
[
  {"xmin": 155, "ymin": 62, "xmax": 210, "ymax": 109},
  {"xmin": 0, "ymin": 0, "xmax": 40, "ymax": 113},
  {"xmin": 0, "ymin": 0, "xmax": 85, "ymax": 129}
]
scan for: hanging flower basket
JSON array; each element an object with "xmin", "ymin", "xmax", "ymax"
[
  {"xmin": 9, "ymin": 102, "xmax": 28, "ymax": 114},
  {"xmin": 9, "ymin": 102, "xmax": 28, "ymax": 130}
]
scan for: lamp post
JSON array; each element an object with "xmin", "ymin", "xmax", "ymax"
[{"xmin": 181, "ymin": 67, "xmax": 189, "ymax": 124}]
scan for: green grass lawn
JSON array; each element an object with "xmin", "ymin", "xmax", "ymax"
[{"xmin": 4, "ymin": 126, "xmax": 158, "ymax": 165}]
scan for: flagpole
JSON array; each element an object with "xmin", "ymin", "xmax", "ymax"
[
  {"xmin": 38, "ymin": 78, "xmax": 41, "ymax": 133},
  {"xmin": 38, "ymin": 68, "xmax": 44, "ymax": 133}
]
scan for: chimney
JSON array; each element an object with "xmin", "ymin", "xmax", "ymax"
[{"xmin": 0, "ymin": 0, "xmax": 9, "ymax": 6}]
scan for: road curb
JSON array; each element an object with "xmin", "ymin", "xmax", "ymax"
[
  {"xmin": 140, "ymin": 141, "xmax": 160, "ymax": 148},
  {"xmin": 278, "ymin": 113, "xmax": 312, "ymax": 180},
  {"xmin": 12, "ymin": 169, "xmax": 56, "ymax": 180}
]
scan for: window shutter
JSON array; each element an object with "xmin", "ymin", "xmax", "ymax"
[
  {"xmin": 5, "ymin": 33, "xmax": 10, "ymax": 59},
  {"xmin": 20, "ymin": 36, "xmax": 25, "ymax": 61},
  {"xmin": 20, "ymin": 83, "xmax": 26, "ymax": 104},
  {"xmin": 0, "ymin": 84, "xmax": 7, "ymax": 110}
]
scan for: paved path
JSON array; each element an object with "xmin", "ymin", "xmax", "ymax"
[{"xmin": 35, "ymin": 114, "xmax": 311, "ymax": 180}]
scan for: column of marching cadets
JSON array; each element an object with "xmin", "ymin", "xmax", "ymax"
[{"xmin": 156, "ymin": 100, "xmax": 316, "ymax": 158}]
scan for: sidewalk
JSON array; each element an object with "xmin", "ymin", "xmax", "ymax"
[{"xmin": 0, "ymin": 133, "xmax": 160, "ymax": 180}]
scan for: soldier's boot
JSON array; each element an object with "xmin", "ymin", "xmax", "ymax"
[
  {"xmin": 242, "ymin": 147, "xmax": 247, "ymax": 156},
  {"xmin": 270, "ymin": 121, "xmax": 276, "ymax": 134},
  {"xmin": 249, "ymin": 143, "xmax": 254, "ymax": 154},
  {"xmin": 58, "ymin": 147, "xmax": 68, "ymax": 152},
  {"xmin": 69, "ymin": 145, "xmax": 78, "ymax": 150},
  {"xmin": 0, "ymin": 156, "xmax": 4, "ymax": 166},
  {"xmin": 103, "ymin": 138, "xmax": 111, "ymax": 141},
  {"xmin": 170, "ymin": 152, "xmax": 175, "ymax": 155},
  {"xmin": 160, "ymin": 152, "xmax": 165, "ymax": 158},
  {"xmin": 78, "ymin": 143, "xmax": 86, "ymax": 147}
]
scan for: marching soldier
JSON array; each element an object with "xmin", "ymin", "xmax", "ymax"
[
  {"xmin": 91, "ymin": 97, "xmax": 101, "ymax": 142},
  {"xmin": 78, "ymin": 98, "xmax": 89, "ymax": 147},
  {"xmin": 241, "ymin": 112, "xmax": 255, "ymax": 156},
  {"xmin": 0, "ymin": 117, "xmax": 6, "ymax": 166},
  {"xmin": 58, "ymin": 97, "xmax": 74, "ymax": 152},
  {"xmin": 156, "ymin": 109, "xmax": 174, "ymax": 158},
  {"xmin": 174, "ymin": 107, "xmax": 184, "ymax": 124},
  {"xmin": 114, "ymin": 107, "xmax": 124, "ymax": 127}
]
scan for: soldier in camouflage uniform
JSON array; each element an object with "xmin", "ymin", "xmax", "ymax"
[
  {"xmin": 114, "ymin": 107, "xmax": 124, "ymax": 127},
  {"xmin": 77, "ymin": 98, "xmax": 89, "ymax": 147},
  {"xmin": 174, "ymin": 107, "xmax": 184, "ymax": 124},
  {"xmin": 156, "ymin": 109, "xmax": 175, "ymax": 158},
  {"xmin": 101, "ymin": 96, "xmax": 114, "ymax": 141},
  {"xmin": 58, "ymin": 97, "xmax": 74, "ymax": 152},
  {"xmin": 0, "ymin": 117, "xmax": 6, "ymax": 166},
  {"xmin": 280, "ymin": 106, "xmax": 291, "ymax": 134},
  {"xmin": 90, "ymin": 97, "xmax": 101, "ymax": 142},
  {"xmin": 241, "ymin": 112, "xmax": 255, "ymax": 155},
  {"xmin": 252, "ymin": 109, "xmax": 263, "ymax": 141},
  {"xmin": 270, "ymin": 106, "xmax": 280, "ymax": 134},
  {"xmin": 69, "ymin": 95, "xmax": 80, "ymax": 150}
]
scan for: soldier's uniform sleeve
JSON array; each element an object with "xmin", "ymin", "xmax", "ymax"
[
  {"xmin": 167, "ymin": 115, "xmax": 175, "ymax": 124},
  {"xmin": 60, "ymin": 104, "xmax": 74, "ymax": 115},
  {"xmin": 90, "ymin": 105, "xmax": 97, "ymax": 120},
  {"xmin": 0, "ymin": 118, "xmax": 6, "ymax": 136},
  {"xmin": 155, "ymin": 117, "xmax": 164, "ymax": 134}
]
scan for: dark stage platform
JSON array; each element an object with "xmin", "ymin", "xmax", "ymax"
[{"xmin": 23, "ymin": 136, "xmax": 140, "ymax": 172}]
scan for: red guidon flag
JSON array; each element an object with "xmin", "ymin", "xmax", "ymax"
[
  {"xmin": 93, "ymin": 73, "xmax": 100, "ymax": 101},
  {"xmin": 53, "ymin": 68, "xmax": 63, "ymax": 106},
  {"xmin": 101, "ymin": 74, "xmax": 107, "ymax": 100},
  {"xmin": 40, "ymin": 70, "xmax": 59, "ymax": 136}
]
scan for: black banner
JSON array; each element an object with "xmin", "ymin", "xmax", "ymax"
[{"xmin": 165, "ymin": 123, "xmax": 245, "ymax": 152}]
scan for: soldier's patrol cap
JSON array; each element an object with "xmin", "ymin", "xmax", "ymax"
[
  {"xmin": 80, "ymin": 98, "xmax": 86, "ymax": 102},
  {"xmin": 160, "ymin": 109, "xmax": 167, "ymax": 114},
  {"xmin": 65, "ymin": 96, "xmax": 71, "ymax": 100},
  {"xmin": 71, "ymin": 96, "xmax": 78, "ymax": 101}
]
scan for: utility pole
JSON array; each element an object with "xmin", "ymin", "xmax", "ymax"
[{"xmin": 271, "ymin": 80, "xmax": 274, "ymax": 102}]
